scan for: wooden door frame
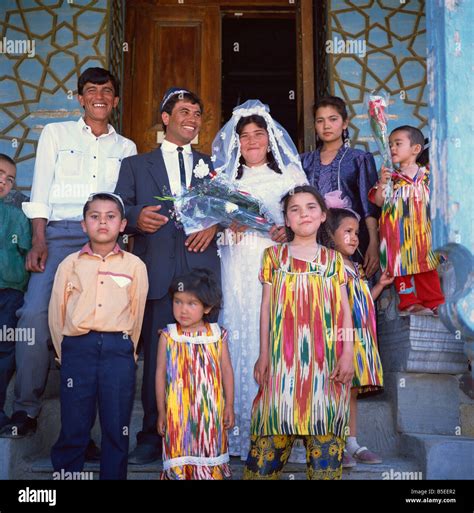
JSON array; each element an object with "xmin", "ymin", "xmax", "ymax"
[{"xmin": 122, "ymin": 0, "xmax": 315, "ymax": 152}]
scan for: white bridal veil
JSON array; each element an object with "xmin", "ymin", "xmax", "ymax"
[{"xmin": 211, "ymin": 99, "xmax": 304, "ymax": 180}]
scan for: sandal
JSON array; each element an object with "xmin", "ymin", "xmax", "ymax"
[{"xmin": 352, "ymin": 446, "xmax": 382, "ymax": 464}]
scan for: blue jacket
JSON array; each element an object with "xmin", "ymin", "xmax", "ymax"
[{"xmin": 115, "ymin": 148, "xmax": 220, "ymax": 300}]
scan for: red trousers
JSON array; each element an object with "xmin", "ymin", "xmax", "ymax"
[{"xmin": 394, "ymin": 270, "xmax": 445, "ymax": 311}]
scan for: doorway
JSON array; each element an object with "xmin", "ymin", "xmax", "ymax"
[
  {"xmin": 221, "ymin": 15, "xmax": 297, "ymax": 143},
  {"xmin": 122, "ymin": 0, "xmax": 314, "ymax": 154}
]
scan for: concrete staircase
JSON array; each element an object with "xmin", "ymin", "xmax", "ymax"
[
  {"xmin": 1, "ymin": 313, "xmax": 472, "ymax": 480},
  {"xmin": 1, "ymin": 362, "xmax": 421, "ymax": 481}
]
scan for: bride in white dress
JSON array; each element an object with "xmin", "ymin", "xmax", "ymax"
[{"xmin": 211, "ymin": 100, "xmax": 308, "ymax": 459}]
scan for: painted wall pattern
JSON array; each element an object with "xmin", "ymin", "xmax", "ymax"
[
  {"xmin": 1, "ymin": 1, "xmax": 428, "ymax": 188},
  {"xmin": 327, "ymin": 0, "xmax": 427, "ymax": 157},
  {"xmin": 0, "ymin": 0, "xmax": 109, "ymax": 192}
]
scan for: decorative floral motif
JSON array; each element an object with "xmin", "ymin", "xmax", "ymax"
[{"xmin": 193, "ymin": 159, "xmax": 210, "ymax": 179}]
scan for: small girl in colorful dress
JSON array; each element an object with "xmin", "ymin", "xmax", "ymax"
[
  {"xmin": 155, "ymin": 268, "xmax": 234, "ymax": 480},
  {"xmin": 368, "ymin": 125, "xmax": 444, "ymax": 315},
  {"xmin": 325, "ymin": 201, "xmax": 394, "ymax": 468},
  {"xmin": 244, "ymin": 185, "xmax": 354, "ymax": 481}
]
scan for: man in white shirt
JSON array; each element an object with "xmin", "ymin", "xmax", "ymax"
[
  {"xmin": 0, "ymin": 67, "xmax": 137, "ymax": 444},
  {"xmin": 115, "ymin": 88, "xmax": 220, "ymax": 464}
]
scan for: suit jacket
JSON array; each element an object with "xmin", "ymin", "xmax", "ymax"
[{"xmin": 114, "ymin": 147, "xmax": 221, "ymax": 300}]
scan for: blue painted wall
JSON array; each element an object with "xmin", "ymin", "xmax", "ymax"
[
  {"xmin": 426, "ymin": 0, "xmax": 474, "ymax": 253},
  {"xmin": 0, "ymin": 0, "xmax": 108, "ymax": 192},
  {"xmin": 327, "ymin": 0, "xmax": 427, "ymax": 162}
]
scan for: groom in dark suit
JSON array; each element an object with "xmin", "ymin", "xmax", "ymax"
[{"xmin": 115, "ymin": 88, "xmax": 220, "ymax": 464}]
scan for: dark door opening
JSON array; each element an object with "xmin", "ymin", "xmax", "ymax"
[{"xmin": 221, "ymin": 15, "xmax": 297, "ymax": 143}]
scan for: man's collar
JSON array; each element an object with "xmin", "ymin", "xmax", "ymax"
[
  {"xmin": 161, "ymin": 139, "xmax": 192, "ymax": 154},
  {"xmin": 79, "ymin": 242, "xmax": 123, "ymax": 258},
  {"xmin": 78, "ymin": 117, "xmax": 117, "ymax": 139}
]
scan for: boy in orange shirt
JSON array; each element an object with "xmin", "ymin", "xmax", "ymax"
[{"xmin": 49, "ymin": 192, "xmax": 148, "ymax": 479}]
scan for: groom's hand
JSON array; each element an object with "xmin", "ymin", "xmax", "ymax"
[
  {"xmin": 137, "ymin": 205, "xmax": 169, "ymax": 233},
  {"xmin": 185, "ymin": 225, "xmax": 218, "ymax": 252}
]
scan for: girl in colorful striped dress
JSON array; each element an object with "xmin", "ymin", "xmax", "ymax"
[
  {"xmin": 325, "ymin": 205, "xmax": 394, "ymax": 467},
  {"xmin": 244, "ymin": 185, "xmax": 354, "ymax": 480},
  {"xmin": 155, "ymin": 269, "xmax": 234, "ymax": 480}
]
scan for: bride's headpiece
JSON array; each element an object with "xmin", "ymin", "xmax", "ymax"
[{"xmin": 211, "ymin": 99, "xmax": 302, "ymax": 180}]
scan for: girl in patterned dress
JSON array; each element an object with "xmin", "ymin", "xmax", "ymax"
[
  {"xmin": 325, "ymin": 205, "xmax": 394, "ymax": 467},
  {"xmin": 155, "ymin": 269, "xmax": 234, "ymax": 479},
  {"xmin": 244, "ymin": 185, "xmax": 354, "ymax": 480},
  {"xmin": 300, "ymin": 96, "xmax": 380, "ymax": 277},
  {"xmin": 368, "ymin": 125, "xmax": 444, "ymax": 315}
]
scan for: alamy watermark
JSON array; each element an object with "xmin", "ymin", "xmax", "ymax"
[
  {"xmin": 52, "ymin": 469, "xmax": 94, "ymax": 480},
  {"xmin": 50, "ymin": 182, "xmax": 95, "ymax": 201},
  {"xmin": 382, "ymin": 468, "xmax": 423, "ymax": 480},
  {"xmin": 0, "ymin": 326, "xmax": 35, "ymax": 345},
  {"xmin": 0, "ymin": 37, "xmax": 35, "ymax": 58},
  {"xmin": 326, "ymin": 36, "xmax": 366, "ymax": 58},
  {"xmin": 216, "ymin": 230, "xmax": 260, "ymax": 249}
]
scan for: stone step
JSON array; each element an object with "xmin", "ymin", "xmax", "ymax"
[
  {"xmin": 400, "ymin": 433, "xmax": 474, "ymax": 480},
  {"xmin": 377, "ymin": 314, "xmax": 468, "ymax": 374},
  {"xmin": 2, "ymin": 363, "xmax": 399, "ymax": 478},
  {"xmin": 28, "ymin": 455, "xmax": 420, "ymax": 480},
  {"xmin": 0, "ymin": 398, "xmax": 145, "ymax": 474},
  {"xmin": 355, "ymin": 395, "xmax": 399, "ymax": 457},
  {"xmin": 0, "ymin": 398, "xmax": 61, "ymax": 480},
  {"xmin": 2, "ymin": 393, "xmax": 397, "ymax": 471}
]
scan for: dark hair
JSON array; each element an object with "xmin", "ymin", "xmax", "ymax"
[
  {"xmin": 83, "ymin": 193, "xmax": 125, "ymax": 220},
  {"xmin": 169, "ymin": 268, "xmax": 222, "ymax": 321},
  {"xmin": 281, "ymin": 185, "xmax": 328, "ymax": 242},
  {"xmin": 161, "ymin": 91, "xmax": 204, "ymax": 133},
  {"xmin": 322, "ymin": 207, "xmax": 360, "ymax": 249},
  {"xmin": 313, "ymin": 96, "xmax": 350, "ymax": 149},
  {"xmin": 390, "ymin": 125, "xmax": 425, "ymax": 159},
  {"xmin": 0, "ymin": 153, "xmax": 16, "ymax": 168},
  {"xmin": 235, "ymin": 114, "xmax": 282, "ymax": 179},
  {"xmin": 78, "ymin": 67, "xmax": 119, "ymax": 96},
  {"xmin": 418, "ymin": 137, "xmax": 429, "ymax": 166}
]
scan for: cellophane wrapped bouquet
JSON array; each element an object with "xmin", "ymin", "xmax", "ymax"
[
  {"xmin": 368, "ymin": 93, "xmax": 394, "ymax": 197},
  {"xmin": 156, "ymin": 172, "xmax": 274, "ymax": 235}
]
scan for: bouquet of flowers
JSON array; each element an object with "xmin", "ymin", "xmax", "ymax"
[
  {"xmin": 368, "ymin": 93, "xmax": 394, "ymax": 196},
  {"xmin": 156, "ymin": 172, "xmax": 275, "ymax": 235}
]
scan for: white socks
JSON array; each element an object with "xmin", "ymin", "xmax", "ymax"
[{"xmin": 345, "ymin": 436, "xmax": 360, "ymax": 455}]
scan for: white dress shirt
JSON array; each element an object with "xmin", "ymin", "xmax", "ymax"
[
  {"xmin": 23, "ymin": 117, "xmax": 137, "ymax": 221},
  {"xmin": 160, "ymin": 139, "xmax": 193, "ymax": 195}
]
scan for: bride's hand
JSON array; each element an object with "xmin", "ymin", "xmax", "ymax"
[
  {"xmin": 229, "ymin": 221, "xmax": 248, "ymax": 244},
  {"xmin": 229, "ymin": 221, "xmax": 248, "ymax": 233},
  {"xmin": 270, "ymin": 225, "xmax": 287, "ymax": 243}
]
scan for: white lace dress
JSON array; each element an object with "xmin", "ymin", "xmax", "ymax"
[{"xmin": 218, "ymin": 163, "xmax": 308, "ymax": 459}]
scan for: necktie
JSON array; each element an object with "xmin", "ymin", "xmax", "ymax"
[{"xmin": 177, "ymin": 146, "xmax": 187, "ymax": 190}]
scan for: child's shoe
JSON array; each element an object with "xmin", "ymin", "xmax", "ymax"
[
  {"xmin": 352, "ymin": 446, "xmax": 382, "ymax": 464},
  {"xmin": 342, "ymin": 450, "xmax": 356, "ymax": 468}
]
